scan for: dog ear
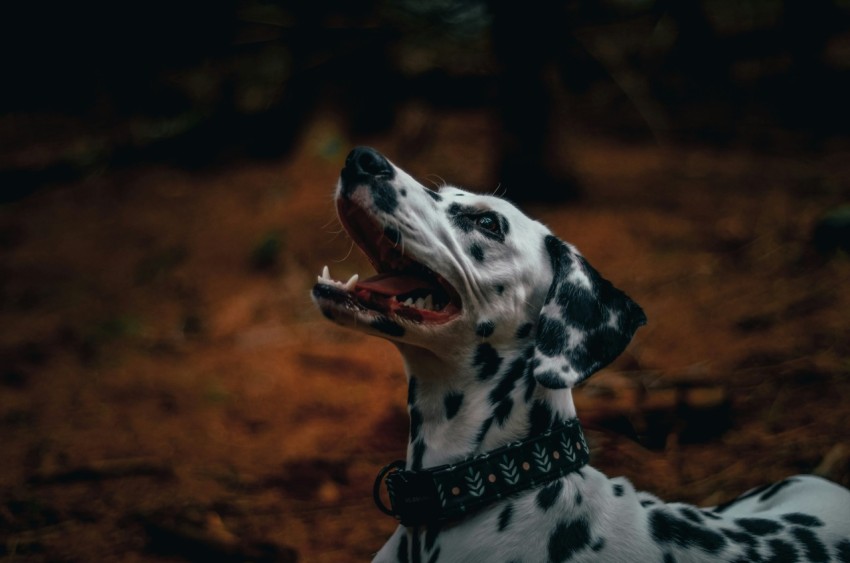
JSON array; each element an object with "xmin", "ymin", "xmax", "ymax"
[{"xmin": 532, "ymin": 235, "xmax": 646, "ymax": 389}]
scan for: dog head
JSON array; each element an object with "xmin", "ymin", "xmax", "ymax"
[{"xmin": 312, "ymin": 147, "xmax": 645, "ymax": 386}]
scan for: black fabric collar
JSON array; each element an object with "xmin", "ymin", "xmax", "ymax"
[{"xmin": 373, "ymin": 419, "xmax": 589, "ymax": 527}]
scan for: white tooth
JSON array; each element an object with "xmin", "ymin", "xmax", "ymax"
[
  {"xmin": 415, "ymin": 297, "xmax": 425, "ymax": 309},
  {"xmin": 423, "ymin": 294, "xmax": 433, "ymax": 310},
  {"xmin": 344, "ymin": 274, "xmax": 359, "ymax": 291},
  {"xmin": 404, "ymin": 298, "xmax": 414, "ymax": 307},
  {"xmin": 322, "ymin": 265, "xmax": 330, "ymax": 280}
]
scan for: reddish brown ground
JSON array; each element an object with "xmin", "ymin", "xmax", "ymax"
[{"xmin": 2, "ymin": 112, "xmax": 850, "ymax": 562}]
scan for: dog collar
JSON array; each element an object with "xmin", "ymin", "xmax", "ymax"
[{"xmin": 373, "ymin": 419, "xmax": 590, "ymax": 527}]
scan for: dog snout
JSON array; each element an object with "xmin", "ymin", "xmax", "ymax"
[{"xmin": 342, "ymin": 146, "xmax": 393, "ymax": 183}]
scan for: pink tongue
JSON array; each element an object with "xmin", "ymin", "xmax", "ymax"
[{"xmin": 356, "ymin": 273, "xmax": 434, "ymax": 296}]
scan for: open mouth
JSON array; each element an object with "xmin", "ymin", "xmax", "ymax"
[{"xmin": 314, "ymin": 199, "xmax": 462, "ymax": 324}]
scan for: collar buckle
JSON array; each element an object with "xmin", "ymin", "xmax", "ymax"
[
  {"xmin": 374, "ymin": 460, "xmax": 442, "ymax": 527},
  {"xmin": 386, "ymin": 469, "xmax": 442, "ymax": 527},
  {"xmin": 373, "ymin": 460, "xmax": 405, "ymax": 519}
]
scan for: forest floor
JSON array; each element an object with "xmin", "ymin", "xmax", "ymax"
[{"xmin": 2, "ymin": 109, "xmax": 850, "ymax": 562}]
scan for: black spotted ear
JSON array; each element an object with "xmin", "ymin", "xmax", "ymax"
[{"xmin": 533, "ymin": 235, "xmax": 646, "ymax": 389}]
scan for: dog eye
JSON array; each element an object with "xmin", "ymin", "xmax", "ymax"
[{"xmin": 475, "ymin": 213, "xmax": 501, "ymax": 233}]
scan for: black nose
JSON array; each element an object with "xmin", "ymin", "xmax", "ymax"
[{"xmin": 342, "ymin": 146, "xmax": 393, "ymax": 180}]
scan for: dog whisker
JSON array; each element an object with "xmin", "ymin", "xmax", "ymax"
[
  {"xmin": 320, "ymin": 214, "xmax": 342, "ymax": 231},
  {"xmin": 424, "ymin": 174, "xmax": 446, "ymax": 189},
  {"xmin": 333, "ymin": 240, "xmax": 356, "ymax": 263}
]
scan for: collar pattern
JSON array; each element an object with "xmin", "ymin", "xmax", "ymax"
[{"xmin": 375, "ymin": 419, "xmax": 590, "ymax": 527}]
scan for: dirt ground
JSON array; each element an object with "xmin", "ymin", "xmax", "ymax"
[{"xmin": 2, "ymin": 110, "xmax": 850, "ymax": 562}]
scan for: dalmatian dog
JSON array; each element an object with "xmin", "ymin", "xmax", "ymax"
[{"xmin": 312, "ymin": 147, "xmax": 850, "ymax": 562}]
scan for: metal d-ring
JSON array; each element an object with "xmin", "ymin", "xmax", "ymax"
[{"xmin": 373, "ymin": 460, "xmax": 406, "ymax": 518}]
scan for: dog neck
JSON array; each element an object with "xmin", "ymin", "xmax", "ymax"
[{"xmin": 398, "ymin": 335, "xmax": 577, "ymax": 471}]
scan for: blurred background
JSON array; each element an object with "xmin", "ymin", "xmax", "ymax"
[{"xmin": 2, "ymin": 1, "xmax": 850, "ymax": 561}]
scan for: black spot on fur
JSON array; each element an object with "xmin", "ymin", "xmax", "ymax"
[
  {"xmin": 523, "ymin": 360, "xmax": 538, "ymax": 401},
  {"xmin": 443, "ymin": 391, "xmax": 463, "ymax": 420},
  {"xmin": 498, "ymin": 503, "xmax": 513, "ymax": 532},
  {"xmin": 411, "ymin": 440, "xmax": 426, "ymax": 471},
  {"xmin": 499, "ymin": 216, "xmax": 510, "ymax": 237},
  {"xmin": 735, "ymin": 518, "xmax": 784, "ymax": 536},
  {"xmin": 720, "ymin": 528, "xmax": 758, "ymax": 546},
  {"xmin": 612, "ymin": 483, "xmax": 625, "ymax": 497},
  {"xmin": 649, "ymin": 509, "xmax": 727, "ymax": 553},
  {"xmin": 408, "ymin": 377, "xmax": 418, "ymax": 406},
  {"xmin": 516, "ymin": 322, "xmax": 533, "ymax": 339},
  {"xmin": 476, "ymin": 417, "xmax": 493, "ymax": 444},
  {"xmin": 836, "ymin": 539, "xmax": 850, "ymax": 563},
  {"xmin": 493, "ymin": 397, "xmax": 514, "ymax": 426},
  {"xmin": 425, "ymin": 523, "xmax": 441, "ymax": 551},
  {"xmin": 496, "ymin": 284, "xmax": 505, "ymax": 295},
  {"xmin": 714, "ymin": 483, "xmax": 773, "ymax": 513},
  {"xmin": 425, "ymin": 189, "xmax": 442, "ymax": 202},
  {"xmin": 781, "ymin": 513, "xmax": 823, "ymax": 527},
  {"xmin": 535, "ymin": 370, "xmax": 566, "ymax": 389},
  {"xmin": 371, "ymin": 316, "xmax": 405, "ymax": 337},
  {"xmin": 640, "ymin": 499, "xmax": 657, "ymax": 507},
  {"xmin": 759, "ymin": 478, "xmax": 799, "ymax": 502},
  {"xmin": 473, "ymin": 343, "xmax": 502, "ymax": 380},
  {"xmin": 476, "ymin": 321, "xmax": 495, "ymax": 338},
  {"xmin": 384, "ymin": 225, "xmax": 402, "ymax": 246},
  {"xmin": 398, "ymin": 533, "xmax": 409, "ymax": 563},
  {"xmin": 557, "ymin": 284, "xmax": 602, "ymax": 331},
  {"xmin": 791, "ymin": 526, "xmax": 828, "ymax": 562},
  {"xmin": 490, "ymin": 355, "xmax": 527, "ymax": 404},
  {"xmin": 411, "ymin": 527, "xmax": 421, "ymax": 562},
  {"xmin": 575, "ymin": 491, "xmax": 583, "ymax": 505},
  {"xmin": 447, "ymin": 203, "xmax": 475, "ymax": 233},
  {"xmin": 663, "ymin": 554, "xmax": 676, "ymax": 563},
  {"xmin": 470, "ymin": 243, "xmax": 485, "ymax": 262},
  {"xmin": 410, "ymin": 408, "xmax": 423, "ymax": 440},
  {"xmin": 765, "ymin": 538, "xmax": 799, "ymax": 563},
  {"xmin": 732, "ymin": 532, "xmax": 762, "ymax": 557},
  {"xmin": 399, "ymin": 188, "xmax": 407, "ymax": 197},
  {"xmin": 701, "ymin": 510, "xmax": 722, "ymax": 520},
  {"xmin": 747, "ymin": 548, "xmax": 765, "ymax": 563},
  {"xmin": 544, "ymin": 235, "xmax": 567, "ymax": 266},
  {"xmin": 536, "ymin": 479, "xmax": 564, "ymax": 511},
  {"xmin": 567, "ymin": 325, "xmax": 621, "ymax": 375},
  {"xmin": 529, "ymin": 400, "xmax": 554, "ymax": 435},
  {"xmin": 372, "ymin": 178, "xmax": 398, "ymax": 214},
  {"xmin": 536, "ymin": 315, "xmax": 565, "ymax": 357},
  {"xmin": 678, "ymin": 506, "xmax": 705, "ymax": 524},
  {"xmin": 548, "ymin": 518, "xmax": 591, "ymax": 563}
]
